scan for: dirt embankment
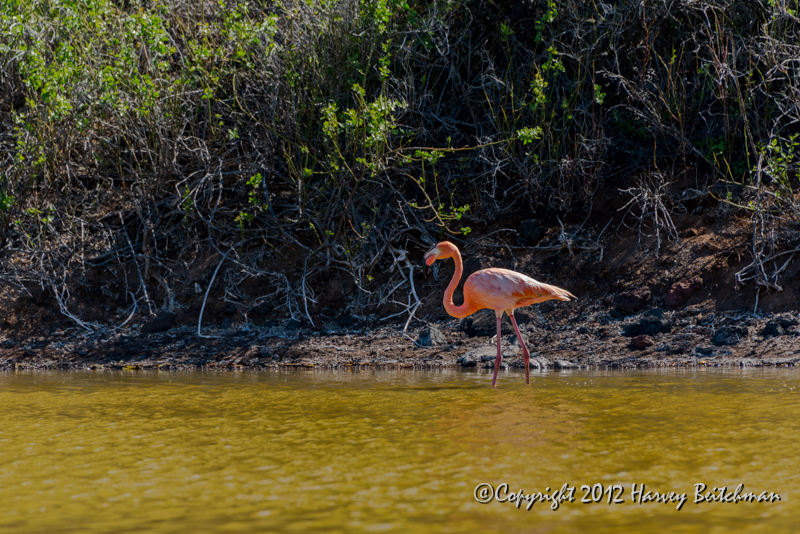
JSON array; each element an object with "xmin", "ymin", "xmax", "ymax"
[{"xmin": 2, "ymin": 206, "xmax": 800, "ymax": 372}]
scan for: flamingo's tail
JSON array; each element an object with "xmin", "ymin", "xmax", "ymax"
[
  {"xmin": 517, "ymin": 281, "xmax": 576, "ymax": 306},
  {"xmin": 543, "ymin": 282, "xmax": 576, "ymax": 301}
]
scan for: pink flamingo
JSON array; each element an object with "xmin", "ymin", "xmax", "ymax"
[{"xmin": 424, "ymin": 241, "xmax": 575, "ymax": 387}]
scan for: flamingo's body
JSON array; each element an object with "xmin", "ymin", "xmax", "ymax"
[{"xmin": 424, "ymin": 241, "xmax": 575, "ymax": 387}]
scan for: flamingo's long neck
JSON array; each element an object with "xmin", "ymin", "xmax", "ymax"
[{"xmin": 443, "ymin": 247, "xmax": 479, "ymax": 319}]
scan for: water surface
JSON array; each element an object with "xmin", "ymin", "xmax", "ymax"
[{"xmin": 0, "ymin": 368, "xmax": 797, "ymax": 533}]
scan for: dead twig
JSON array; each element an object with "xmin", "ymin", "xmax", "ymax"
[{"xmin": 198, "ymin": 248, "xmax": 231, "ymax": 338}]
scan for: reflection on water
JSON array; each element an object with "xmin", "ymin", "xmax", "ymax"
[{"xmin": 0, "ymin": 368, "xmax": 797, "ymax": 533}]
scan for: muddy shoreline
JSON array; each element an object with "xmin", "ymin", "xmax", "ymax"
[{"xmin": 3, "ymin": 301, "xmax": 798, "ymax": 372}]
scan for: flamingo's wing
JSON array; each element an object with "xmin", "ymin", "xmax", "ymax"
[{"xmin": 464, "ymin": 268, "xmax": 575, "ymax": 311}]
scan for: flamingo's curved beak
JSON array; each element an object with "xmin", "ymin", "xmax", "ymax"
[{"xmin": 423, "ymin": 248, "xmax": 438, "ymax": 266}]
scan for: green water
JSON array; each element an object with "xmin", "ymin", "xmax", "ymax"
[{"xmin": 0, "ymin": 369, "xmax": 797, "ymax": 533}]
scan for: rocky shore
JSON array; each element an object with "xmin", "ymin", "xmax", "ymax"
[{"xmin": 2, "ymin": 301, "xmax": 798, "ymax": 372}]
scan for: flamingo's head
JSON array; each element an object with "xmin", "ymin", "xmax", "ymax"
[{"xmin": 423, "ymin": 241, "xmax": 457, "ymax": 266}]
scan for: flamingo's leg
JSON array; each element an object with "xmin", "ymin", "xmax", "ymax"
[
  {"xmin": 509, "ymin": 313, "xmax": 531, "ymax": 386},
  {"xmin": 491, "ymin": 314, "xmax": 503, "ymax": 387}
]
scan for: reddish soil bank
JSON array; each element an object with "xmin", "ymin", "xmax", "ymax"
[
  {"xmin": 0, "ymin": 220, "xmax": 800, "ymax": 369},
  {"xmin": 2, "ymin": 207, "xmax": 800, "ymax": 371}
]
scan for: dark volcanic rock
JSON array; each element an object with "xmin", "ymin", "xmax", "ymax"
[
  {"xmin": 609, "ymin": 308, "xmax": 626, "ymax": 320},
  {"xmin": 457, "ymin": 355, "xmax": 478, "ymax": 367},
  {"xmin": 622, "ymin": 308, "xmax": 672, "ymax": 337},
  {"xmin": 285, "ymin": 318, "xmax": 302, "ymax": 330},
  {"xmin": 761, "ymin": 321, "xmax": 785, "ymax": 337},
  {"xmin": 141, "ymin": 311, "xmax": 176, "ymax": 334},
  {"xmin": 773, "ymin": 314, "xmax": 799, "ymax": 329},
  {"xmin": 631, "ymin": 335, "xmax": 654, "ymax": 349},
  {"xmin": 417, "ymin": 324, "xmax": 447, "ymax": 346},
  {"xmin": 711, "ymin": 325, "xmax": 748, "ymax": 345},
  {"xmin": 613, "ymin": 287, "xmax": 651, "ymax": 314},
  {"xmin": 507, "ymin": 333, "xmax": 530, "ymax": 349},
  {"xmin": 466, "ymin": 310, "xmax": 514, "ymax": 337},
  {"xmin": 692, "ymin": 345, "xmax": 715, "ymax": 356},
  {"xmin": 519, "ymin": 219, "xmax": 545, "ymax": 244},
  {"xmin": 514, "ymin": 311, "xmax": 532, "ymax": 324},
  {"xmin": 664, "ymin": 276, "xmax": 703, "ymax": 307}
]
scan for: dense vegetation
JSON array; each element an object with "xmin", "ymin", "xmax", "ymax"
[{"xmin": 1, "ymin": 0, "xmax": 799, "ymax": 328}]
